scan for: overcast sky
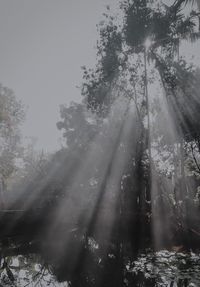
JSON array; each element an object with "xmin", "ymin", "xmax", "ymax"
[
  {"xmin": 0, "ymin": 0, "xmax": 116, "ymax": 152},
  {"xmin": 0, "ymin": 0, "xmax": 199, "ymax": 152}
]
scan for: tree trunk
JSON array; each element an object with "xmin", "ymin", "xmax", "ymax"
[
  {"xmin": 197, "ymin": 0, "xmax": 200, "ymax": 10},
  {"xmin": 0, "ymin": 175, "xmax": 5, "ymax": 209}
]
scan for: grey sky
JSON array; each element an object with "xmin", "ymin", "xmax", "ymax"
[
  {"xmin": 0, "ymin": 0, "xmax": 199, "ymax": 152},
  {"xmin": 0, "ymin": 0, "xmax": 115, "ymax": 152}
]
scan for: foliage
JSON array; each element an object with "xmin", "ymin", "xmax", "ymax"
[
  {"xmin": 81, "ymin": 8, "xmax": 123, "ymax": 115},
  {"xmin": 57, "ymin": 102, "xmax": 99, "ymax": 150},
  {"xmin": 0, "ymin": 84, "xmax": 25, "ymax": 188},
  {"xmin": 7, "ymin": 0, "xmax": 199, "ymax": 286}
]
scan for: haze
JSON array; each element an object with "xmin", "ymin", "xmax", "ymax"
[
  {"xmin": 0, "ymin": 0, "xmax": 199, "ymax": 151},
  {"xmin": 0, "ymin": 0, "xmax": 116, "ymax": 151}
]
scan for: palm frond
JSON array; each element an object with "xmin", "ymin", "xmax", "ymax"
[
  {"xmin": 187, "ymin": 31, "xmax": 200, "ymax": 42},
  {"xmin": 176, "ymin": 17, "xmax": 196, "ymax": 35},
  {"xmin": 171, "ymin": 0, "xmax": 195, "ymax": 13},
  {"xmin": 184, "ymin": 0, "xmax": 196, "ymax": 5}
]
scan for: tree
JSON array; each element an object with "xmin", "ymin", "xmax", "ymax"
[
  {"xmin": 1, "ymin": 2, "xmax": 198, "ymax": 286},
  {"xmin": 52, "ymin": 1, "xmax": 200, "ymax": 285},
  {"xmin": 80, "ymin": 0, "xmax": 200, "ymax": 263},
  {"xmin": 0, "ymin": 84, "xmax": 25, "ymax": 206},
  {"xmin": 57, "ymin": 102, "xmax": 99, "ymax": 150}
]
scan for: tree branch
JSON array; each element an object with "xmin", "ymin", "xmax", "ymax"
[{"xmin": 190, "ymin": 142, "xmax": 200, "ymax": 174}]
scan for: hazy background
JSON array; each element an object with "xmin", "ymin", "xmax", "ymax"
[{"xmin": 0, "ymin": 0, "xmax": 199, "ymax": 152}]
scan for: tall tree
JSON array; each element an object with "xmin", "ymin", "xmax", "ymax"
[
  {"xmin": 0, "ymin": 84, "xmax": 25, "ymax": 205},
  {"xmin": 54, "ymin": 1, "xmax": 200, "ymax": 285}
]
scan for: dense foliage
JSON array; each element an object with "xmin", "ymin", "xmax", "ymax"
[{"xmin": 1, "ymin": 1, "xmax": 200, "ymax": 287}]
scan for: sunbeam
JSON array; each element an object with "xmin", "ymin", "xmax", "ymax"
[{"xmin": 1, "ymin": 0, "xmax": 200, "ymax": 286}]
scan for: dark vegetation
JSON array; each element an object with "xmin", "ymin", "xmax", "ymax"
[{"xmin": 1, "ymin": 0, "xmax": 200, "ymax": 286}]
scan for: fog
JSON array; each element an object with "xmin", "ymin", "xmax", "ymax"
[{"xmin": 1, "ymin": 1, "xmax": 200, "ymax": 286}]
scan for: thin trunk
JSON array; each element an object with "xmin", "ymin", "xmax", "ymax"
[
  {"xmin": 144, "ymin": 49, "xmax": 151, "ymax": 163},
  {"xmin": 0, "ymin": 176, "xmax": 5, "ymax": 209},
  {"xmin": 144, "ymin": 49, "xmax": 152, "ymax": 210},
  {"xmin": 197, "ymin": 0, "xmax": 200, "ymax": 10}
]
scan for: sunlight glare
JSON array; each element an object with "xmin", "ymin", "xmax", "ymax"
[{"xmin": 144, "ymin": 37, "xmax": 153, "ymax": 50}]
